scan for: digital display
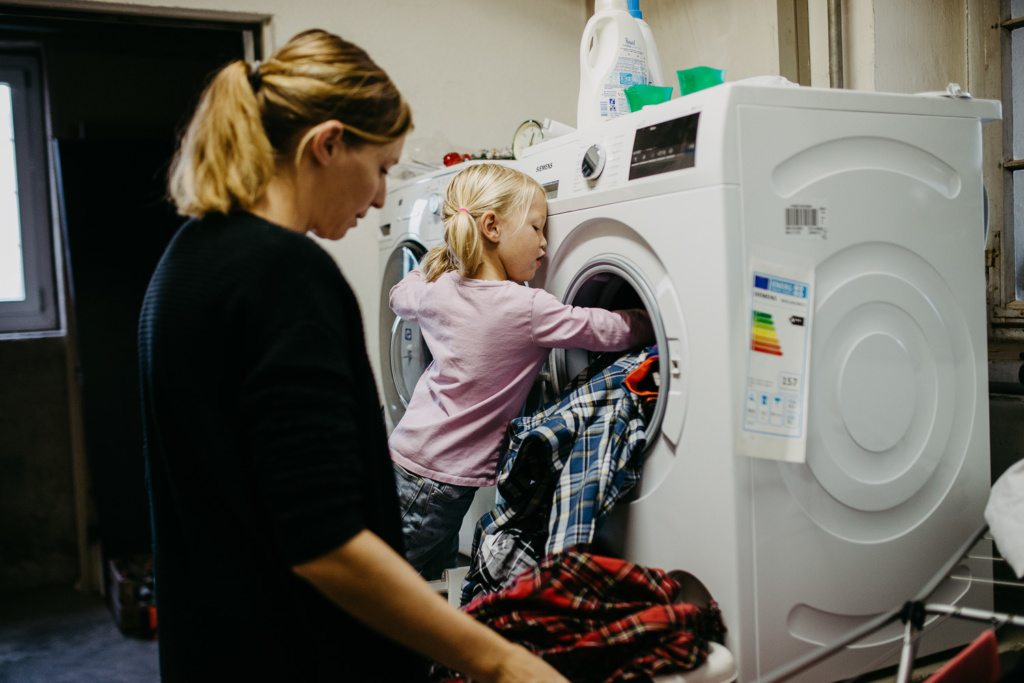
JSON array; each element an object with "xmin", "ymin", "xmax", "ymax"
[{"xmin": 628, "ymin": 112, "xmax": 700, "ymax": 180}]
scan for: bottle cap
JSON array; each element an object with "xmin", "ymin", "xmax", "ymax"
[
  {"xmin": 626, "ymin": 0, "xmax": 643, "ymax": 19},
  {"xmin": 595, "ymin": 0, "xmax": 628, "ymax": 12}
]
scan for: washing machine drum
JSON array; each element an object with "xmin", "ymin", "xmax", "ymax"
[{"xmin": 379, "ymin": 241, "xmax": 432, "ymax": 427}]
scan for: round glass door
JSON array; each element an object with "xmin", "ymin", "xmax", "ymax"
[{"xmin": 549, "ymin": 257, "xmax": 668, "ymax": 448}]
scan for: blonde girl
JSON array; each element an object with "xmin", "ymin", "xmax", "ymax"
[
  {"xmin": 141, "ymin": 30, "xmax": 565, "ymax": 683},
  {"xmin": 389, "ymin": 163, "xmax": 654, "ymax": 579}
]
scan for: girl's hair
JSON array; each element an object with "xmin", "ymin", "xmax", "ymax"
[
  {"xmin": 421, "ymin": 164, "xmax": 544, "ymax": 282},
  {"xmin": 169, "ymin": 29, "xmax": 413, "ymax": 217}
]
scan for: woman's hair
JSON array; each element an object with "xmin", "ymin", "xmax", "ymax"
[
  {"xmin": 168, "ymin": 29, "xmax": 413, "ymax": 217},
  {"xmin": 421, "ymin": 164, "xmax": 544, "ymax": 282}
]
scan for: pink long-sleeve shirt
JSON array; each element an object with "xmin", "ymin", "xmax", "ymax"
[{"xmin": 388, "ymin": 270, "xmax": 653, "ymax": 487}]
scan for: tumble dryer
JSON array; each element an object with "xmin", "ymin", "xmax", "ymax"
[{"xmin": 522, "ymin": 83, "xmax": 999, "ymax": 682}]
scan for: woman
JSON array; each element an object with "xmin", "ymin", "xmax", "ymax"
[{"xmin": 138, "ymin": 29, "xmax": 566, "ymax": 682}]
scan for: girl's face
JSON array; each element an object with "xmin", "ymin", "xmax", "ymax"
[
  {"xmin": 311, "ymin": 137, "xmax": 404, "ymax": 241},
  {"xmin": 497, "ymin": 190, "xmax": 547, "ymax": 283}
]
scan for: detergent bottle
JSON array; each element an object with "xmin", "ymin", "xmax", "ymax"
[
  {"xmin": 627, "ymin": 0, "xmax": 664, "ymax": 87},
  {"xmin": 577, "ymin": 0, "xmax": 649, "ymax": 129}
]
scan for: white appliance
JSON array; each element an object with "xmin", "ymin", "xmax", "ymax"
[
  {"xmin": 378, "ymin": 162, "xmax": 516, "ymax": 555},
  {"xmin": 522, "ymin": 83, "xmax": 998, "ymax": 682},
  {"xmin": 378, "ymin": 166, "xmax": 451, "ymax": 434}
]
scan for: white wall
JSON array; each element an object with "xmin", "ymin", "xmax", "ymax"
[{"xmin": 643, "ymin": 0, "xmax": 783, "ymax": 86}]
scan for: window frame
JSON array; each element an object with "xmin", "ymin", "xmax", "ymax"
[
  {"xmin": 989, "ymin": 2, "xmax": 1024, "ymax": 332},
  {"xmin": 0, "ymin": 46, "xmax": 62, "ymax": 337}
]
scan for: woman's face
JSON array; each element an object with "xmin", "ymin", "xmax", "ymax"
[{"xmin": 311, "ymin": 137, "xmax": 404, "ymax": 241}]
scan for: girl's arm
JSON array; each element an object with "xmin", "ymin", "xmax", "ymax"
[
  {"xmin": 389, "ymin": 268, "xmax": 424, "ymax": 320},
  {"xmin": 531, "ymin": 289, "xmax": 655, "ymax": 351},
  {"xmin": 293, "ymin": 529, "xmax": 568, "ymax": 683}
]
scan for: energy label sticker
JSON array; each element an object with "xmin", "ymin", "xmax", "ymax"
[{"xmin": 737, "ymin": 259, "xmax": 814, "ymax": 463}]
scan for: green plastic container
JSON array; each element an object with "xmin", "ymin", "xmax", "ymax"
[
  {"xmin": 624, "ymin": 84, "xmax": 674, "ymax": 112},
  {"xmin": 677, "ymin": 67, "xmax": 725, "ymax": 96}
]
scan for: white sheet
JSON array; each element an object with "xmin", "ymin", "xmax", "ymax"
[{"xmin": 985, "ymin": 459, "xmax": 1024, "ymax": 578}]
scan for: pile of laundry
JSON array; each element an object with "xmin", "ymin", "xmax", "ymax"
[
  {"xmin": 438, "ymin": 551, "xmax": 726, "ymax": 682},
  {"xmin": 437, "ymin": 348, "xmax": 727, "ymax": 682}
]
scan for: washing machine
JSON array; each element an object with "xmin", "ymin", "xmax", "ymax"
[
  {"xmin": 522, "ymin": 83, "xmax": 999, "ymax": 682},
  {"xmin": 378, "ymin": 161, "xmax": 517, "ymax": 555}
]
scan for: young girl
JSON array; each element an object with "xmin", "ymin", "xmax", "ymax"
[{"xmin": 388, "ymin": 163, "xmax": 654, "ymax": 579}]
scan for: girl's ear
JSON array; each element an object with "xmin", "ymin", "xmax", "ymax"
[
  {"xmin": 480, "ymin": 211, "xmax": 501, "ymax": 244},
  {"xmin": 309, "ymin": 120, "xmax": 345, "ymax": 166}
]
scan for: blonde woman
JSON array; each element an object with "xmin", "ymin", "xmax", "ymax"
[
  {"xmin": 389, "ymin": 163, "xmax": 654, "ymax": 580},
  {"xmin": 139, "ymin": 30, "xmax": 566, "ymax": 683}
]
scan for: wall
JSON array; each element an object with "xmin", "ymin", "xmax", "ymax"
[
  {"xmin": 0, "ymin": 338, "xmax": 78, "ymax": 589},
  {"xmin": 644, "ymin": 0, "xmax": 784, "ymax": 84}
]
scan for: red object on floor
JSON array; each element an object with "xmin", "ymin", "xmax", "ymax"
[{"xmin": 925, "ymin": 629, "xmax": 999, "ymax": 683}]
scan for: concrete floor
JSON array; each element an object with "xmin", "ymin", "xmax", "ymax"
[{"xmin": 0, "ymin": 587, "xmax": 159, "ymax": 683}]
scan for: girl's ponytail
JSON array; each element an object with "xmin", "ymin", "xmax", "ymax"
[
  {"xmin": 423, "ymin": 208, "xmax": 482, "ymax": 282},
  {"xmin": 420, "ymin": 244, "xmax": 457, "ymax": 282}
]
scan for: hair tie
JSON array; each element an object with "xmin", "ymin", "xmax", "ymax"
[
  {"xmin": 458, "ymin": 208, "xmax": 470, "ymax": 214},
  {"xmin": 247, "ymin": 60, "xmax": 263, "ymax": 93}
]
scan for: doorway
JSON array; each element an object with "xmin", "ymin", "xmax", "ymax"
[{"xmin": 0, "ymin": 4, "xmax": 266, "ymax": 594}]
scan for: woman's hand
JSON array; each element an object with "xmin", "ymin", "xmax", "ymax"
[
  {"xmin": 491, "ymin": 643, "xmax": 568, "ymax": 683},
  {"xmin": 293, "ymin": 529, "xmax": 567, "ymax": 683}
]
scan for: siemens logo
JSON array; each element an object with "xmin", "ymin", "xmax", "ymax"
[{"xmin": 535, "ymin": 163, "xmax": 553, "ymax": 173}]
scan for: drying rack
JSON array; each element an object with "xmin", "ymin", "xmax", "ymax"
[{"xmin": 754, "ymin": 523, "xmax": 1024, "ymax": 683}]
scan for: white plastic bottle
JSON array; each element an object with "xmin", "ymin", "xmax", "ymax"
[
  {"xmin": 628, "ymin": 0, "xmax": 664, "ymax": 87},
  {"xmin": 577, "ymin": 0, "xmax": 649, "ymax": 129}
]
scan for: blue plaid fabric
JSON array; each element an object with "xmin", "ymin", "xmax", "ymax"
[{"xmin": 462, "ymin": 349, "xmax": 654, "ymax": 604}]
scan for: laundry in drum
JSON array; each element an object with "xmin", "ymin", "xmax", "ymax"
[{"xmin": 462, "ymin": 349, "xmax": 657, "ymax": 605}]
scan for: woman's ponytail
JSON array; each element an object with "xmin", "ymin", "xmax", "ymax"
[{"xmin": 168, "ymin": 60, "xmax": 274, "ymax": 217}]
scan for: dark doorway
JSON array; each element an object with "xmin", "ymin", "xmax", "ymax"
[{"xmin": 0, "ymin": 7, "xmax": 262, "ymax": 571}]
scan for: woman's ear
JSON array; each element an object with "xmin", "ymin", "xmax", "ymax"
[
  {"xmin": 309, "ymin": 120, "xmax": 345, "ymax": 166},
  {"xmin": 480, "ymin": 212, "xmax": 501, "ymax": 243}
]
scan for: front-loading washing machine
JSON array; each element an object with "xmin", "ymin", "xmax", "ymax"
[
  {"xmin": 378, "ymin": 161, "xmax": 518, "ymax": 555},
  {"xmin": 522, "ymin": 83, "xmax": 999, "ymax": 682}
]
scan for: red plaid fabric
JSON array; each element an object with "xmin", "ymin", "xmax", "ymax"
[{"xmin": 436, "ymin": 551, "xmax": 726, "ymax": 683}]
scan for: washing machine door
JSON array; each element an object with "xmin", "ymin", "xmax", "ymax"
[
  {"xmin": 379, "ymin": 241, "xmax": 431, "ymax": 429},
  {"xmin": 539, "ymin": 215, "xmax": 690, "ymax": 497}
]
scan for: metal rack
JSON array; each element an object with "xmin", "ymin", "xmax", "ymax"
[{"xmin": 755, "ymin": 524, "xmax": 1024, "ymax": 683}]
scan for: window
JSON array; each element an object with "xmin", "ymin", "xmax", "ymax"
[
  {"xmin": 1011, "ymin": 2, "xmax": 1024, "ymax": 301},
  {"xmin": 0, "ymin": 49, "xmax": 59, "ymax": 335}
]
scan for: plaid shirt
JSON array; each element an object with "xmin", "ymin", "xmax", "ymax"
[
  {"xmin": 436, "ymin": 551, "xmax": 726, "ymax": 683},
  {"xmin": 462, "ymin": 349, "xmax": 654, "ymax": 605}
]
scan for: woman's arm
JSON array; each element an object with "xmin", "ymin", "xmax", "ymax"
[{"xmin": 293, "ymin": 529, "xmax": 568, "ymax": 683}]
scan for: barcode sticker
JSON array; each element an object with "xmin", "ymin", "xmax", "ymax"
[{"xmin": 784, "ymin": 202, "xmax": 828, "ymax": 239}]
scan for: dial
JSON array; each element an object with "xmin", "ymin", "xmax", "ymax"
[
  {"xmin": 581, "ymin": 144, "xmax": 606, "ymax": 180},
  {"xmin": 512, "ymin": 119, "xmax": 544, "ymax": 160}
]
